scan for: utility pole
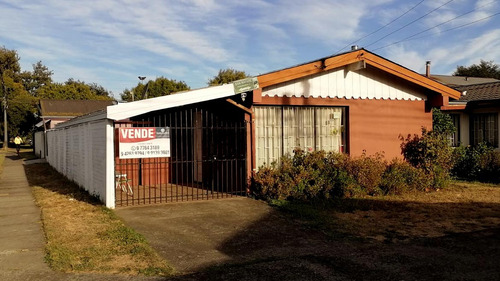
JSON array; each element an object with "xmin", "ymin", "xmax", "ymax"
[
  {"xmin": 2, "ymin": 98, "xmax": 6, "ymax": 151},
  {"xmin": 1, "ymin": 73, "xmax": 7, "ymax": 151}
]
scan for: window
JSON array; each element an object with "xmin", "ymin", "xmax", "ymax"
[
  {"xmin": 283, "ymin": 107, "xmax": 315, "ymax": 156},
  {"xmin": 448, "ymin": 114, "xmax": 460, "ymax": 147},
  {"xmin": 255, "ymin": 106, "xmax": 345, "ymax": 167},
  {"xmin": 255, "ymin": 106, "xmax": 282, "ymax": 167},
  {"xmin": 471, "ymin": 113, "xmax": 498, "ymax": 147}
]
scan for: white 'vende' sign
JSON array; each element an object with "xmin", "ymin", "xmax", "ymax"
[{"xmin": 118, "ymin": 127, "xmax": 170, "ymax": 159}]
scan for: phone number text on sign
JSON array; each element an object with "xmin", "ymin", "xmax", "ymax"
[{"xmin": 118, "ymin": 127, "xmax": 170, "ymax": 159}]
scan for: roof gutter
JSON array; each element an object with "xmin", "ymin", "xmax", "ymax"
[{"xmin": 441, "ymin": 101, "xmax": 468, "ymax": 111}]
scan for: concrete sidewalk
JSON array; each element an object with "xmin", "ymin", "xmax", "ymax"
[
  {"xmin": 0, "ymin": 152, "xmax": 56, "ymax": 280},
  {"xmin": 0, "ymin": 153, "xmax": 159, "ymax": 281}
]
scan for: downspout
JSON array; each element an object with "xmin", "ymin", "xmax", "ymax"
[{"xmin": 225, "ymin": 98, "xmax": 255, "ymax": 193}]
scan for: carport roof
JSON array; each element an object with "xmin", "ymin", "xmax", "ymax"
[{"xmin": 106, "ymin": 84, "xmax": 236, "ymax": 121}]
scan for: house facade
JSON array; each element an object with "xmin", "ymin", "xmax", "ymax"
[
  {"xmin": 42, "ymin": 49, "xmax": 461, "ymax": 208},
  {"xmin": 252, "ymin": 49, "xmax": 461, "ymax": 166}
]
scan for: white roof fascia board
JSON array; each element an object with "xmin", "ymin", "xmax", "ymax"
[
  {"xmin": 54, "ymin": 110, "xmax": 107, "ymax": 128},
  {"xmin": 449, "ymin": 101, "xmax": 468, "ymax": 105},
  {"xmin": 106, "ymin": 84, "xmax": 236, "ymax": 121},
  {"xmin": 35, "ymin": 119, "xmax": 50, "ymax": 128}
]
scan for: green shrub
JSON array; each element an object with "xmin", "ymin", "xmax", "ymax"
[
  {"xmin": 252, "ymin": 165, "xmax": 281, "ymax": 199},
  {"xmin": 252, "ymin": 147, "xmax": 439, "ymax": 202},
  {"xmin": 288, "ymin": 149, "xmax": 329, "ymax": 200},
  {"xmin": 480, "ymin": 151, "xmax": 500, "ymax": 183},
  {"xmin": 432, "ymin": 108, "xmax": 456, "ymax": 136},
  {"xmin": 452, "ymin": 143, "xmax": 489, "ymax": 180},
  {"xmin": 344, "ymin": 152, "xmax": 386, "ymax": 196},
  {"xmin": 253, "ymin": 150, "xmax": 329, "ymax": 201},
  {"xmin": 400, "ymin": 128, "xmax": 453, "ymax": 189},
  {"xmin": 252, "ymin": 150, "xmax": 354, "ymax": 201},
  {"xmin": 452, "ymin": 144, "xmax": 500, "ymax": 183},
  {"xmin": 252, "ymin": 150, "xmax": 389, "ymax": 201},
  {"xmin": 381, "ymin": 159, "xmax": 431, "ymax": 194}
]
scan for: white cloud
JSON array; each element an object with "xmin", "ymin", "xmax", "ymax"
[
  {"xmin": 388, "ymin": 28, "xmax": 500, "ymax": 75},
  {"xmin": 385, "ymin": 45, "xmax": 426, "ymax": 73},
  {"xmin": 253, "ymin": 0, "xmax": 393, "ymax": 45},
  {"xmin": 453, "ymin": 29, "xmax": 500, "ymax": 64},
  {"xmin": 1, "ymin": 0, "xmax": 499, "ymax": 97}
]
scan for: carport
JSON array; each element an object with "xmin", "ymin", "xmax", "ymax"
[{"xmin": 45, "ymin": 84, "xmax": 254, "ymax": 208}]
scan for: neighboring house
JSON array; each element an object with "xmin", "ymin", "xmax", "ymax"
[
  {"xmin": 42, "ymin": 48, "xmax": 462, "ymax": 208},
  {"xmin": 441, "ymin": 81, "xmax": 500, "ymax": 149},
  {"xmin": 36, "ymin": 99, "xmax": 116, "ymax": 130},
  {"xmin": 429, "ymin": 74, "xmax": 499, "ymax": 87},
  {"xmin": 34, "ymin": 99, "xmax": 115, "ymax": 158}
]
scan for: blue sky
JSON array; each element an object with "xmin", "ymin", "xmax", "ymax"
[{"xmin": 1, "ymin": 0, "xmax": 499, "ymax": 99}]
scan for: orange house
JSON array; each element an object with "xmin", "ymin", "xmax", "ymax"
[
  {"xmin": 74, "ymin": 48, "xmax": 462, "ymax": 207},
  {"xmin": 249, "ymin": 48, "xmax": 461, "ymax": 169}
]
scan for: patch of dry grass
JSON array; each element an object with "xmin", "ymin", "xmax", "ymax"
[
  {"xmin": 331, "ymin": 181, "xmax": 500, "ymax": 241},
  {"xmin": 25, "ymin": 163, "xmax": 174, "ymax": 276},
  {"xmin": 273, "ymin": 181, "xmax": 500, "ymax": 242}
]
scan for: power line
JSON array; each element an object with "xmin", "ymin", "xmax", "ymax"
[
  {"xmin": 392, "ymin": 0, "xmax": 496, "ymax": 43},
  {"xmin": 365, "ymin": 0, "xmax": 456, "ymax": 48},
  {"xmin": 336, "ymin": 0, "xmax": 426, "ymax": 53},
  {"xmin": 373, "ymin": 9, "xmax": 500, "ymax": 51}
]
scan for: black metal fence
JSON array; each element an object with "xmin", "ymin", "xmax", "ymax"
[{"xmin": 115, "ymin": 104, "xmax": 248, "ymax": 207}]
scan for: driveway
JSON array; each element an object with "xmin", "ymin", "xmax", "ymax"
[
  {"xmin": 115, "ymin": 197, "xmax": 330, "ymax": 274},
  {"xmin": 116, "ymin": 197, "xmax": 500, "ymax": 281}
]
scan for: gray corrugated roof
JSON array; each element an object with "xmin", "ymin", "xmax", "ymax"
[{"xmin": 39, "ymin": 99, "xmax": 115, "ymax": 117}]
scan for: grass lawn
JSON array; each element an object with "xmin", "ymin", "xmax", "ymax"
[
  {"xmin": 24, "ymin": 162, "xmax": 174, "ymax": 276},
  {"xmin": 271, "ymin": 181, "xmax": 500, "ymax": 242}
]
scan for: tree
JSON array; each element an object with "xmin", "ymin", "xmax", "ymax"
[
  {"xmin": 207, "ymin": 68, "xmax": 249, "ymax": 86},
  {"xmin": 3, "ymin": 74, "xmax": 35, "ymax": 136},
  {"xmin": 88, "ymin": 82, "xmax": 112, "ymax": 97},
  {"xmin": 120, "ymin": 77, "xmax": 190, "ymax": 102},
  {"xmin": 37, "ymin": 79, "xmax": 113, "ymax": 100},
  {"xmin": 1, "ymin": 47, "xmax": 32, "ymax": 144},
  {"xmin": 8, "ymin": 91, "xmax": 36, "ymax": 137},
  {"xmin": 0, "ymin": 47, "xmax": 21, "ymax": 79},
  {"xmin": 453, "ymin": 60, "xmax": 500, "ymax": 79},
  {"xmin": 21, "ymin": 61, "xmax": 53, "ymax": 95},
  {"xmin": 1, "ymin": 47, "xmax": 114, "ymax": 142}
]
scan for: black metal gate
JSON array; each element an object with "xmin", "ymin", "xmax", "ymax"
[{"xmin": 114, "ymin": 103, "xmax": 248, "ymax": 207}]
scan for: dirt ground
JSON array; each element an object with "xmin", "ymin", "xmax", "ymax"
[{"xmin": 117, "ymin": 182, "xmax": 500, "ymax": 281}]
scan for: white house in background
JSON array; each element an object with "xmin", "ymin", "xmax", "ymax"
[{"xmin": 34, "ymin": 99, "xmax": 115, "ymax": 158}]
